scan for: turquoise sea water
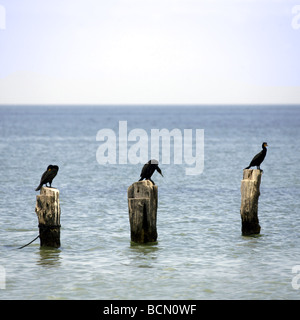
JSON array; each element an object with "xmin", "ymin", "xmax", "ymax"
[{"xmin": 0, "ymin": 105, "xmax": 300, "ymax": 299}]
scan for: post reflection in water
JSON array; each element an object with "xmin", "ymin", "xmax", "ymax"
[{"xmin": 36, "ymin": 247, "xmax": 62, "ymax": 268}]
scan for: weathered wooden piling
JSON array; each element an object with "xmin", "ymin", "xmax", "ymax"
[
  {"xmin": 35, "ymin": 187, "xmax": 61, "ymax": 248},
  {"xmin": 240, "ymin": 169, "xmax": 262, "ymax": 235},
  {"xmin": 127, "ymin": 180, "xmax": 158, "ymax": 243}
]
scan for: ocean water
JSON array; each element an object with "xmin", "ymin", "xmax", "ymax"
[{"xmin": 0, "ymin": 105, "xmax": 300, "ymax": 300}]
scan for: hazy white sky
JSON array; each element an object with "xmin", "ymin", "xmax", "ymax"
[{"xmin": 0, "ymin": 0, "xmax": 299, "ymax": 105}]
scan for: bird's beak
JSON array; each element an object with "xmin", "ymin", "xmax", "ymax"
[{"xmin": 157, "ymin": 167, "xmax": 164, "ymax": 177}]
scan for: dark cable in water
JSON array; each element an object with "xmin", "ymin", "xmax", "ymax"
[{"xmin": 18, "ymin": 235, "xmax": 40, "ymax": 249}]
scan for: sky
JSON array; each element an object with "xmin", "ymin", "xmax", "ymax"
[{"xmin": 0, "ymin": 0, "xmax": 299, "ymax": 105}]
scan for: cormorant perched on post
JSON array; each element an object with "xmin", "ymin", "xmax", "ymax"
[
  {"xmin": 35, "ymin": 165, "xmax": 59, "ymax": 191},
  {"xmin": 139, "ymin": 159, "xmax": 163, "ymax": 185},
  {"xmin": 244, "ymin": 142, "xmax": 268, "ymax": 170}
]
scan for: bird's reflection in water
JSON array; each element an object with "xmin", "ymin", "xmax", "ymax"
[{"xmin": 36, "ymin": 247, "xmax": 62, "ymax": 268}]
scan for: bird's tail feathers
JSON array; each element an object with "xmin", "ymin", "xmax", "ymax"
[
  {"xmin": 35, "ymin": 184, "xmax": 42, "ymax": 191},
  {"xmin": 244, "ymin": 165, "xmax": 251, "ymax": 170}
]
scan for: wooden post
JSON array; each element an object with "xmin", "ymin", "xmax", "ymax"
[
  {"xmin": 35, "ymin": 187, "xmax": 61, "ymax": 248},
  {"xmin": 240, "ymin": 169, "xmax": 262, "ymax": 235},
  {"xmin": 127, "ymin": 180, "xmax": 158, "ymax": 243}
]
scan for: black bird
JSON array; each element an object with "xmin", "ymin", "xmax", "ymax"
[
  {"xmin": 244, "ymin": 142, "xmax": 268, "ymax": 170},
  {"xmin": 35, "ymin": 165, "xmax": 59, "ymax": 191},
  {"xmin": 139, "ymin": 159, "xmax": 163, "ymax": 185}
]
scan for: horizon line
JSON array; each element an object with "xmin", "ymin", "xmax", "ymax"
[{"xmin": 1, "ymin": 103, "xmax": 300, "ymax": 108}]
